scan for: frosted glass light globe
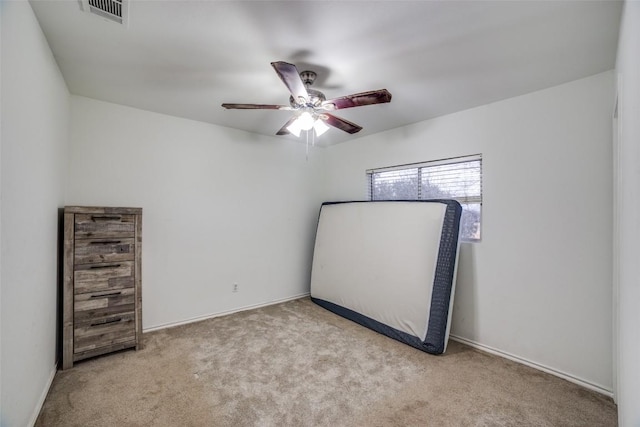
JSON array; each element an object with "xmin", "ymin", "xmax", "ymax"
[{"xmin": 298, "ymin": 112, "xmax": 315, "ymax": 131}]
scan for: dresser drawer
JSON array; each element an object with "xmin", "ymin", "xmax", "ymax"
[
  {"xmin": 74, "ymin": 312, "xmax": 136, "ymax": 354},
  {"xmin": 74, "ymin": 261, "xmax": 134, "ymax": 294},
  {"xmin": 74, "ymin": 286, "xmax": 135, "ymax": 312},
  {"xmin": 74, "ymin": 213, "xmax": 136, "ymax": 239},
  {"xmin": 74, "ymin": 238, "xmax": 135, "ymax": 265}
]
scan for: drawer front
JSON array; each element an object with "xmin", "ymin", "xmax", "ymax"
[
  {"xmin": 74, "ymin": 213, "xmax": 136, "ymax": 239},
  {"xmin": 74, "ymin": 287, "xmax": 135, "ymax": 313},
  {"xmin": 74, "ymin": 312, "xmax": 135, "ymax": 354},
  {"xmin": 74, "ymin": 261, "xmax": 134, "ymax": 294},
  {"xmin": 74, "ymin": 238, "xmax": 135, "ymax": 265}
]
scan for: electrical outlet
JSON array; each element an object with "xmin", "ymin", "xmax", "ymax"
[{"xmin": 232, "ymin": 283, "xmax": 238, "ymax": 293}]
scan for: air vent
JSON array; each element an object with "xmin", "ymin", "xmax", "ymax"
[{"xmin": 81, "ymin": 0, "xmax": 129, "ymax": 26}]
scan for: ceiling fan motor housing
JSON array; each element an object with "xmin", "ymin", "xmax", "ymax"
[
  {"xmin": 288, "ymin": 70, "xmax": 326, "ymax": 108},
  {"xmin": 290, "ymin": 88, "xmax": 326, "ymax": 108},
  {"xmin": 299, "ymin": 70, "xmax": 317, "ymax": 86}
]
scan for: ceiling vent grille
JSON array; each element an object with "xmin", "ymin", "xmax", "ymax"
[{"xmin": 81, "ymin": 0, "xmax": 129, "ymax": 26}]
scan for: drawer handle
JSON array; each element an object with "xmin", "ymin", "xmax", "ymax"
[
  {"xmin": 89, "ymin": 264, "xmax": 121, "ymax": 270},
  {"xmin": 90, "ymin": 317, "xmax": 122, "ymax": 327},
  {"xmin": 91, "ymin": 215, "xmax": 122, "ymax": 221},
  {"xmin": 90, "ymin": 240, "xmax": 122, "ymax": 245},
  {"xmin": 90, "ymin": 291, "xmax": 122, "ymax": 299}
]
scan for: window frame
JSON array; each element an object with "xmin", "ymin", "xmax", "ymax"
[{"xmin": 366, "ymin": 154, "xmax": 482, "ymax": 242}]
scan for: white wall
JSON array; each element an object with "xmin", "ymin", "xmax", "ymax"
[
  {"xmin": 67, "ymin": 96, "xmax": 325, "ymax": 330},
  {"xmin": 1, "ymin": 2, "xmax": 70, "ymax": 426},
  {"xmin": 322, "ymin": 71, "xmax": 614, "ymax": 393},
  {"xmin": 0, "ymin": 3, "xmax": 621, "ymax": 423},
  {"xmin": 615, "ymin": 1, "xmax": 640, "ymax": 424}
]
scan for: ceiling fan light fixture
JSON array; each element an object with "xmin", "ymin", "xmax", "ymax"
[
  {"xmin": 297, "ymin": 111, "xmax": 315, "ymax": 131},
  {"xmin": 320, "ymin": 102, "xmax": 336, "ymax": 111},
  {"xmin": 313, "ymin": 119, "xmax": 330, "ymax": 136},
  {"xmin": 286, "ymin": 119, "xmax": 303, "ymax": 137}
]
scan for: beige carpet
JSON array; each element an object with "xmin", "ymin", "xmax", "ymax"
[{"xmin": 36, "ymin": 298, "xmax": 617, "ymax": 426}]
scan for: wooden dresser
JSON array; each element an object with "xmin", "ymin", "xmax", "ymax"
[{"xmin": 62, "ymin": 206, "xmax": 142, "ymax": 369}]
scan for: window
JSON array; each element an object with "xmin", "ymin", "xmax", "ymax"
[{"xmin": 366, "ymin": 154, "xmax": 482, "ymax": 241}]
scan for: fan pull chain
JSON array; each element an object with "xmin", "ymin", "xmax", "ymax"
[{"xmin": 305, "ymin": 129, "xmax": 317, "ymax": 161}]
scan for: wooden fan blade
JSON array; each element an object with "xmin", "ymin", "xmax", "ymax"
[
  {"xmin": 321, "ymin": 89, "xmax": 392, "ymax": 110},
  {"xmin": 221, "ymin": 103, "xmax": 292, "ymax": 110},
  {"xmin": 275, "ymin": 116, "xmax": 297, "ymax": 135},
  {"xmin": 271, "ymin": 61, "xmax": 308, "ymax": 104},
  {"xmin": 321, "ymin": 113, "xmax": 363, "ymax": 134}
]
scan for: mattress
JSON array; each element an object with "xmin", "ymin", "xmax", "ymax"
[{"xmin": 310, "ymin": 200, "xmax": 462, "ymax": 354}]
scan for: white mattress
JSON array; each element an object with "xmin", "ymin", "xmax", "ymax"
[{"xmin": 310, "ymin": 201, "xmax": 447, "ymax": 341}]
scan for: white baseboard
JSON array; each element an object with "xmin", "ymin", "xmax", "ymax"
[
  {"xmin": 143, "ymin": 292, "xmax": 311, "ymax": 333},
  {"xmin": 28, "ymin": 364, "xmax": 57, "ymax": 427},
  {"xmin": 449, "ymin": 334, "xmax": 613, "ymax": 398}
]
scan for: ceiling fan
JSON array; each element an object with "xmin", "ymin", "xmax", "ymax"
[{"xmin": 221, "ymin": 61, "xmax": 392, "ymax": 137}]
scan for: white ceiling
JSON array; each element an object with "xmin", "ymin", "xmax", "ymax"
[{"xmin": 29, "ymin": 0, "xmax": 622, "ymax": 146}]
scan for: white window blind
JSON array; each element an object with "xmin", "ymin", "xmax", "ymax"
[{"xmin": 366, "ymin": 154, "xmax": 482, "ymax": 241}]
